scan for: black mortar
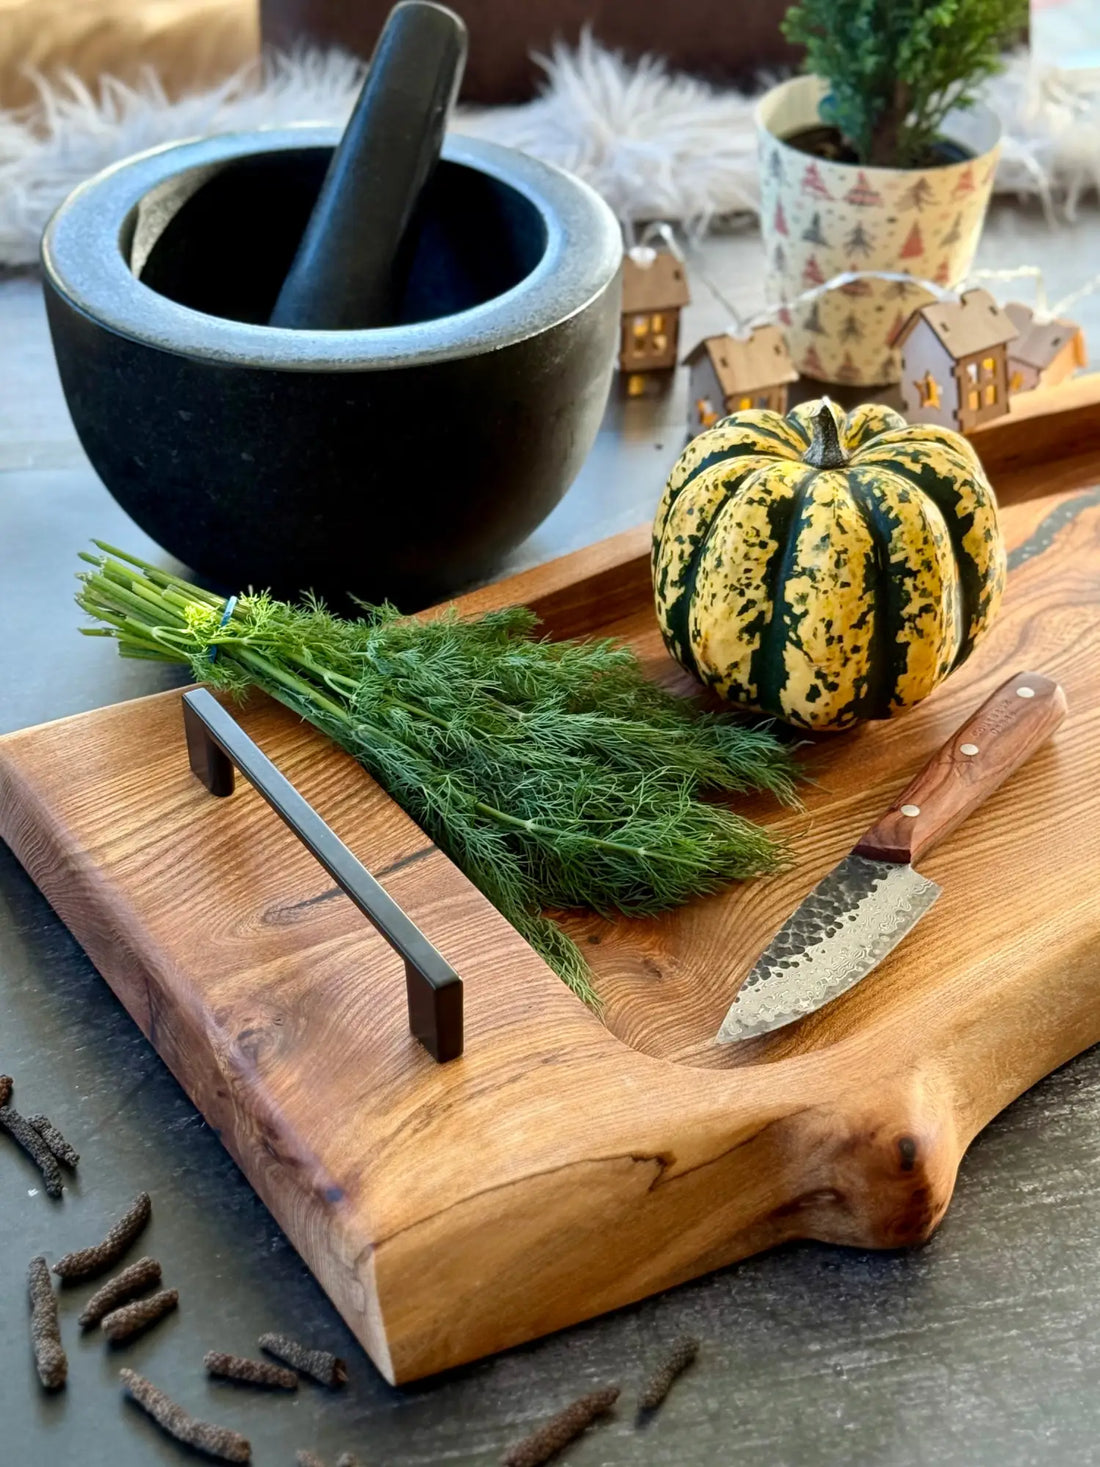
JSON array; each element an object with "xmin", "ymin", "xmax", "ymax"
[{"xmin": 42, "ymin": 127, "xmax": 622, "ymax": 607}]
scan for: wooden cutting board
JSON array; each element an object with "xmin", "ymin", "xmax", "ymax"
[{"xmin": 1, "ymin": 482, "xmax": 1098, "ymax": 1384}]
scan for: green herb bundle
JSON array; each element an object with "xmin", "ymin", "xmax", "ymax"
[{"xmin": 77, "ymin": 544, "xmax": 798, "ymax": 1003}]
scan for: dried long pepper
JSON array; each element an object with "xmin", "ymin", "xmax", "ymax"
[
  {"xmin": 1, "ymin": 1107, "xmax": 63, "ymax": 1197},
  {"xmin": 79, "ymin": 1257, "xmax": 162, "ymax": 1329},
  {"xmin": 54, "ymin": 1191, "xmax": 151, "ymax": 1279},
  {"xmin": 102, "ymin": 1287, "xmax": 179, "ymax": 1342},
  {"xmin": 259, "ymin": 1332, "xmax": 348, "ymax": 1387},
  {"xmin": 501, "ymin": 1386, "xmax": 619, "ymax": 1467},
  {"xmin": 0, "ymin": 1075, "xmax": 11, "ymax": 1107},
  {"xmin": 28, "ymin": 1256, "xmax": 67, "ymax": 1390},
  {"xmin": 637, "ymin": 1336, "xmax": 699, "ymax": 1412},
  {"xmin": 204, "ymin": 1351, "xmax": 298, "ymax": 1390},
  {"xmin": 26, "ymin": 1114, "xmax": 80, "ymax": 1169},
  {"xmin": 120, "ymin": 1369, "xmax": 251, "ymax": 1463},
  {"xmin": 76, "ymin": 544, "xmax": 799, "ymax": 1003}
]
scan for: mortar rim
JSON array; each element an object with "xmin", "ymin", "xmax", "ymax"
[{"xmin": 41, "ymin": 125, "xmax": 623, "ymax": 373}]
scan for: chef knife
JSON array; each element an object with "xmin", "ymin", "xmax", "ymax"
[{"xmin": 716, "ymin": 671, "xmax": 1067, "ymax": 1044}]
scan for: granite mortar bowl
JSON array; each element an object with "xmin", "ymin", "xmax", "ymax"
[{"xmin": 42, "ymin": 126, "xmax": 623, "ymax": 607}]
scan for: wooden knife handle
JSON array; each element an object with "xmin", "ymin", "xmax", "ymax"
[{"xmin": 853, "ymin": 671, "xmax": 1067, "ymax": 866}]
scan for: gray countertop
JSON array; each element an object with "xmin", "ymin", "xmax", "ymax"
[{"xmin": 3, "ymin": 203, "xmax": 1100, "ymax": 1467}]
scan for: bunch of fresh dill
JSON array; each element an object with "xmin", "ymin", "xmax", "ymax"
[{"xmin": 76, "ymin": 543, "xmax": 798, "ymax": 1003}]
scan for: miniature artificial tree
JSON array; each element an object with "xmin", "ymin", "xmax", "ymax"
[
  {"xmin": 781, "ymin": 0, "xmax": 1027, "ymax": 169},
  {"xmin": 758, "ymin": 0, "xmax": 1024, "ymax": 387}
]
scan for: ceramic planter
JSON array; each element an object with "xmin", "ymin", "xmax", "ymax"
[{"xmin": 756, "ymin": 75, "xmax": 1002, "ymax": 387}]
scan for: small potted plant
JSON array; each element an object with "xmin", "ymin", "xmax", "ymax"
[{"xmin": 758, "ymin": 0, "xmax": 1026, "ymax": 387}]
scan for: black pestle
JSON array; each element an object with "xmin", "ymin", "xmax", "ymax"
[{"xmin": 269, "ymin": 0, "xmax": 467, "ymax": 330}]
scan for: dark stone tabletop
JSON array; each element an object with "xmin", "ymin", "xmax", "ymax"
[{"xmin": 3, "ymin": 229, "xmax": 1100, "ymax": 1466}]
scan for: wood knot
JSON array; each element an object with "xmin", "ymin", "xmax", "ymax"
[
  {"xmin": 224, "ymin": 1003, "xmax": 297, "ymax": 1072},
  {"xmin": 783, "ymin": 1091, "xmax": 957, "ymax": 1251}
]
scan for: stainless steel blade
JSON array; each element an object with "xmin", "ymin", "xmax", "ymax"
[{"xmin": 716, "ymin": 854, "xmax": 942, "ymax": 1043}]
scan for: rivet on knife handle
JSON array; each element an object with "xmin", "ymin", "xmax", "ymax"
[{"xmin": 854, "ymin": 672, "xmax": 1067, "ymax": 867}]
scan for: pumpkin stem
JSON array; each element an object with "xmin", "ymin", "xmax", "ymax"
[{"xmin": 802, "ymin": 401, "xmax": 849, "ymax": 469}]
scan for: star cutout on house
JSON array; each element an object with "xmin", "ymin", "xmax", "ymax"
[{"xmin": 914, "ymin": 371, "xmax": 941, "ymax": 409}]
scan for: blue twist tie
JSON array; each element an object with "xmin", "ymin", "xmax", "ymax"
[{"xmin": 208, "ymin": 595, "xmax": 239, "ymax": 664}]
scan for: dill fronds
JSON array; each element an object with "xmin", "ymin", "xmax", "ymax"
[{"xmin": 76, "ymin": 545, "xmax": 799, "ymax": 1002}]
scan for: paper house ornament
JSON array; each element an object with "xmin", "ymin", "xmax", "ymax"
[
  {"xmin": 619, "ymin": 247, "xmax": 691, "ymax": 394},
  {"xmin": 1003, "ymin": 302, "xmax": 1087, "ymax": 394},
  {"xmin": 684, "ymin": 326, "xmax": 799, "ymax": 432},
  {"xmin": 892, "ymin": 288, "xmax": 1019, "ymax": 433}
]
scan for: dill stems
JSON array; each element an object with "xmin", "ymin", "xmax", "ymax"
[{"xmin": 77, "ymin": 544, "xmax": 797, "ymax": 1003}]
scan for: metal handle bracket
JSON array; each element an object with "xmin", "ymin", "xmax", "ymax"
[{"xmin": 182, "ymin": 687, "xmax": 463, "ymax": 1062}]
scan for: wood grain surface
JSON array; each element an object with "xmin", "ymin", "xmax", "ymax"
[
  {"xmin": 853, "ymin": 671, "xmax": 1067, "ymax": 865},
  {"xmin": 967, "ymin": 370, "xmax": 1100, "ymax": 500},
  {"xmin": 0, "ymin": 484, "xmax": 1097, "ymax": 1385}
]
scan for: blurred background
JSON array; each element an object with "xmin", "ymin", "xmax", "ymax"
[{"xmin": 0, "ymin": 0, "xmax": 1095, "ymax": 112}]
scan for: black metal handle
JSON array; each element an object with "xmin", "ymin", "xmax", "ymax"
[{"xmin": 182, "ymin": 688, "xmax": 463, "ymax": 1062}]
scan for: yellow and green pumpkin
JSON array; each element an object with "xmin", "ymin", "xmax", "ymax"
[{"xmin": 652, "ymin": 399, "xmax": 1005, "ymax": 731}]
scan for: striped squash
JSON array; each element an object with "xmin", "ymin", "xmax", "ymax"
[{"xmin": 652, "ymin": 399, "xmax": 1006, "ymax": 731}]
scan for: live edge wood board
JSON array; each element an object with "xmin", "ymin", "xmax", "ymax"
[{"xmin": 1, "ymin": 476, "xmax": 1099, "ymax": 1383}]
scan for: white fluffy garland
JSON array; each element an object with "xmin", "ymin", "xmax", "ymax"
[{"xmin": 1, "ymin": 35, "xmax": 1097, "ymax": 267}]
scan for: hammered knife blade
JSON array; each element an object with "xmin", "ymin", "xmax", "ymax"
[{"xmin": 716, "ymin": 671, "xmax": 1067, "ymax": 1044}]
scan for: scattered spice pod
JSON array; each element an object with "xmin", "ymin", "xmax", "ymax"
[
  {"xmin": 28, "ymin": 1255, "xmax": 67, "ymax": 1390},
  {"xmin": 1, "ymin": 1106, "xmax": 63, "ymax": 1198},
  {"xmin": 79, "ymin": 1256, "xmax": 162, "ymax": 1330},
  {"xmin": 120, "ymin": 1368, "xmax": 251, "ymax": 1463},
  {"xmin": 258, "ymin": 1332, "xmax": 348, "ymax": 1388},
  {"xmin": 296, "ymin": 1453, "xmax": 326, "ymax": 1467},
  {"xmin": 501, "ymin": 1386, "xmax": 619, "ymax": 1467},
  {"xmin": 26, "ymin": 1114, "xmax": 80, "ymax": 1169},
  {"xmin": 204, "ymin": 1351, "xmax": 298, "ymax": 1391},
  {"xmin": 637, "ymin": 1336, "xmax": 699, "ymax": 1414},
  {"xmin": 336, "ymin": 1455, "xmax": 361, "ymax": 1467},
  {"xmin": 102, "ymin": 1287, "xmax": 179, "ymax": 1344},
  {"xmin": 54, "ymin": 1191, "xmax": 151, "ymax": 1280},
  {"xmin": 0, "ymin": 1075, "xmax": 12, "ymax": 1107}
]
